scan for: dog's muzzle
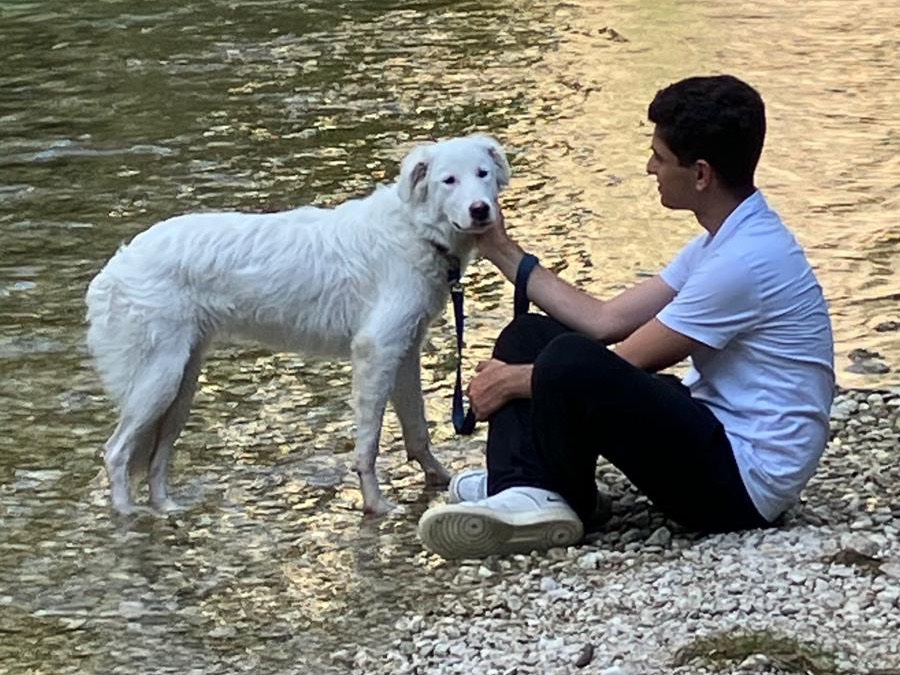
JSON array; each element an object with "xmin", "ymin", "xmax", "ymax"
[
  {"xmin": 452, "ymin": 201, "xmax": 495, "ymax": 232},
  {"xmin": 452, "ymin": 219, "xmax": 495, "ymax": 233}
]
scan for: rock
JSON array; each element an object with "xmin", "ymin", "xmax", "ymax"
[
  {"xmin": 831, "ymin": 397, "xmax": 860, "ymax": 419},
  {"xmin": 540, "ymin": 576, "xmax": 559, "ymax": 592},
  {"xmin": 880, "ymin": 562, "xmax": 900, "ymax": 580},
  {"xmin": 851, "ymin": 516, "xmax": 875, "ymax": 529},
  {"xmin": 839, "ymin": 533, "xmax": 881, "ymax": 557},
  {"xmin": 598, "ymin": 26, "xmax": 629, "ymax": 42},
  {"xmin": 849, "ymin": 348, "xmax": 884, "ymax": 361},
  {"xmin": 574, "ymin": 643, "xmax": 594, "ymax": 668},
  {"xmin": 846, "ymin": 360, "xmax": 891, "ymax": 374},
  {"xmin": 645, "ymin": 526, "xmax": 672, "ymax": 547},
  {"xmin": 577, "ymin": 551, "xmax": 604, "ymax": 569},
  {"xmin": 737, "ymin": 653, "xmax": 771, "ymax": 671}
]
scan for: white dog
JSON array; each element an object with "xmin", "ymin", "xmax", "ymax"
[{"xmin": 85, "ymin": 133, "xmax": 509, "ymax": 516}]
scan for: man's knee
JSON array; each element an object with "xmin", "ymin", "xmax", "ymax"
[
  {"xmin": 492, "ymin": 313, "xmax": 568, "ymax": 363},
  {"xmin": 533, "ymin": 333, "xmax": 627, "ymax": 393}
]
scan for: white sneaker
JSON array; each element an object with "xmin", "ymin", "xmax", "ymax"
[
  {"xmin": 418, "ymin": 486, "xmax": 583, "ymax": 559},
  {"xmin": 448, "ymin": 469, "xmax": 612, "ymax": 527},
  {"xmin": 447, "ymin": 469, "xmax": 488, "ymax": 503}
]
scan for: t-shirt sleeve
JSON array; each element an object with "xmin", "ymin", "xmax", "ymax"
[
  {"xmin": 657, "ymin": 253, "xmax": 760, "ymax": 349},
  {"xmin": 659, "ymin": 235, "xmax": 704, "ymax": 292}
]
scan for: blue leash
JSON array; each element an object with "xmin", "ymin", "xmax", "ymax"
[
  {"xmin": 450, "ymin": 253, "xmax": 540, "ymax": 435},
  {"xmin": 448, "ymin": 259, "xmax": 477, "ymax": 435}
]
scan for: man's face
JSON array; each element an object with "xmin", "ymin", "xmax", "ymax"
[{"xmin": 646, "ymin": 127, "xmax": 698, "ymax": 211}]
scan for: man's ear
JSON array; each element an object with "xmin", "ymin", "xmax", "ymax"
[
  {"xmin": 397, "ymin": 143, "xmax": 433, "ymax": 203},
  {"xmin": 695, "ymin": 159, "xmax": 714, "ymax": 191},
  {"xmin": 469, "ymin": 133, "xmax": 511, "ymax": 190}
]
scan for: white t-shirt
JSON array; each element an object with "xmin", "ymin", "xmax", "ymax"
[{"xmin": 657, "ymin": 190, "xmax": 834, "ymax": 521}]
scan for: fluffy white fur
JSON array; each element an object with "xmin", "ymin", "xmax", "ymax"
[{"xmin": 86, "ymin": 133, "xmax": 510, "ymax": 516}]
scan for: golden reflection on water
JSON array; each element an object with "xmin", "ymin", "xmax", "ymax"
[{"xmin": 489, "ymin": 0, "xmax": 899, "ymax": 389}]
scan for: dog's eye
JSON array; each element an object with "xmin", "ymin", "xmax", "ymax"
[
  {"xmin": 477, "ymin": 168, "xmax": 488, "ymax": 178},
  {"xmin": 442, "ymin": 176, "xmax": 456, "ymax": 185}
]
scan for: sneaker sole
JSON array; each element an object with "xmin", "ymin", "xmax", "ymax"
[{"xmin": 418, "ymin": 504, "xmax": 583, "ymax": 559}]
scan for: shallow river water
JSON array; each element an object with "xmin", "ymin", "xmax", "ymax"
[{"xmin": 1, "ymin": 1, "xmax": 898, "ymax": 673}]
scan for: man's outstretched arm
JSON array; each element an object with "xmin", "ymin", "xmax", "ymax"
[{"xmin": 479, "ymin": 211, "xmax": 678, "ymax": 344}]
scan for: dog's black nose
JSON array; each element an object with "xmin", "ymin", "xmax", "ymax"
[{"xmin": 469, "ymin": 201, "xmax": 490, "ymax": 221}]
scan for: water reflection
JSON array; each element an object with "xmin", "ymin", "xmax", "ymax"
[{"xmin": 0, "ymin": 0, "xmax": 897, "ymax": 671}]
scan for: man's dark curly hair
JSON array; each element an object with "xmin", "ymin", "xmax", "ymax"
[{"xmin": 648, "ymin": 75, "xmax": 766, "ymax": 193}]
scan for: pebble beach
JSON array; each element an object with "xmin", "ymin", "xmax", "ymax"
[{"xmin": 342, "ymin": 387, "xmax": 900, "ymax": 675}]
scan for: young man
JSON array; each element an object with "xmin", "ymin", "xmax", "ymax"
[{"xmin": 417, "ymin": 74, "xmax": 835, "ymax": 560}]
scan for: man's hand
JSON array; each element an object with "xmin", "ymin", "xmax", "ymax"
[
  {"xmin": 466, "ymin": 358, "xmax": 533, "ymax": 421},
  {"xmin": 477, "ymin": 205, "xmax": 514, "ymax": 259}
]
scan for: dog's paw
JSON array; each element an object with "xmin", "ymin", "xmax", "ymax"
[
  {"xmin": 113, "ymin": 503, "xmax": 156, "ymax": 518},
  {"xmin": 363, "ymin": 496, "xmax": 397, "ymax": 518},
  {"xmin": 152, "ymin": 498, "xmax": 185, "ymax": 514},
  {"xmin": 424, "ymin": 466, "xmax": 452, "ymax": 487}
]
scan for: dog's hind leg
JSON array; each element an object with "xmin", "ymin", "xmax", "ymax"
[
  {"xmin": 148, "ymin": 340, "xmax": 208, "ymax": 512},
  {"xmin": 391, "ymin": 348, "xmax": 451, "ymax": 487},
  {"xmin": 104, "ymin": 420, "xmax": 153, "ymax": 514},
  {"xmin": 103, "ymin": 340, "xmax": 196, "ymax": 515}
]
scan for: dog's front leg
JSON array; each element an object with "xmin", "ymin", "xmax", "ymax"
[
  {"xmin": 350, "ymin": 330, "xmax": 410, "ymax": 517},
  {"xmin": 391, "ymin": 347, "xmax": 451, "ymax": 487}
]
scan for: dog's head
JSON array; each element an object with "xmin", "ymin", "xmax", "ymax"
[{"xmin": 397, "ymin": 133, "xmax": 510, "ymax": 234}]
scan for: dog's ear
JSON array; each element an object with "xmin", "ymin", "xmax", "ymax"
[
  {"xmin": 470, "ymin": 133, "xmax": 511, "ymax": 190},
  {"xmin": 397, "ymin": 143, "xmax": 433, "ymax": 203}
]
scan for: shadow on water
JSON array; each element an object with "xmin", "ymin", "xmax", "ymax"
[{"xmin": 1, "ymin": 0, "xmax": 897, "ymax": 672}]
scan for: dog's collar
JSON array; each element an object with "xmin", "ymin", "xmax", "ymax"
[{"xmin": 428, "ymin": 240, "xmax": 462, "ymax": 282}]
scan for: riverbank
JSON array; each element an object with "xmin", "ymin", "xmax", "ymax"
[{"xmin": 346, "ymin": 387, "xmax": 900, "ymax": 675}]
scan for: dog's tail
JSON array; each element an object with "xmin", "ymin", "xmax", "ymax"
[{"xmin": 85, "ymin": 256, "xmax": 196, "ymax": 412}]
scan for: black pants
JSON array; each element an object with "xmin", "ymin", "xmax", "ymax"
[{"xmin": 485, "ymin": 313, "xmax": 769, "ymax": 533}]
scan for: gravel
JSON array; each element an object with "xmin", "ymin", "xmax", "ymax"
[{"xmin": 348, "ymin": 387, "xmax": 900, "ymax": 675}]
